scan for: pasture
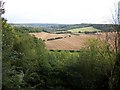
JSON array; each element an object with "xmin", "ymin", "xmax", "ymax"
[{"xmin": 67, "ymin": 26, "xmax": 101, "ymax": 34}]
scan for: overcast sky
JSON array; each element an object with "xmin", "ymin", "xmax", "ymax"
[{"xmin": 2, "ymin": 0, "xmax": 120, "ymax": 24}]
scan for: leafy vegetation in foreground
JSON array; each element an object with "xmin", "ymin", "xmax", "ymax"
[{"xmin": 2, "ymin": 18, "xmax": 119, "ymax": 90}]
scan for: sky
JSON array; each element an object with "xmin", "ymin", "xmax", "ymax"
[{"xmin": 2, "ymin": 0, "xmax": 120, "ymax": 24}]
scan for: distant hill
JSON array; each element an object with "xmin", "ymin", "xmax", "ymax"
[{"xmin": 11, "ymin": 23, "xmax": 113, "ymax": 33}]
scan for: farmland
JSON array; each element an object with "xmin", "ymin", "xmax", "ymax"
[
  {"xmin": 30, "ymin": 32, "xmax": 99, "ymax": 50},
  {"xmin": 67, "ymin": 26, "xmax": 101, "ymax": 34},
  {"xmin": 29, "ymin": 32, "xmax": 71, "ymax": 41},
  {"xmin": 45, "ymin": 34, "xmax": 97, "ymax": 50},
  {"xmin": 29, "ymin": 26, "xmax": 103, "ymax": 51},
  {"xmin": 30, "ymin": 30, "xmax": 116, "ymax": 51}
]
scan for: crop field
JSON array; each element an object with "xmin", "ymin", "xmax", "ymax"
[
  {"xmin": 68, "ymin": 26, "xmax": 101, "ymax": 34},
  {"xmin": 45, "ymin": 34, "xmax": 98, "ymax": 50},
  {"xmin": 29, "ymin": 32, "xmax": 71, "ymax": 41},
  {"xmin": 30, "ymin": 32, "xmax": 100, "ymax": 50},
  {"xmin": 30, "ymin": 31, "xmax": 116, "ymax": 51}
]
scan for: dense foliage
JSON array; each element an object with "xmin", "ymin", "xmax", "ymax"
[{"xmin": 2, "ymin": 18, "xmax": 118, "ymax": 90}]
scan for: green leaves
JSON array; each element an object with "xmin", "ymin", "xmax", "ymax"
[{"xmin": 2, "ymin": 18, "xmax": 115, "ymax": 89}]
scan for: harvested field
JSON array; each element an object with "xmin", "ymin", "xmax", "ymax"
[
  {"xmin": 29, "ymin": 32, "xmax": 71, "ymax": 41},
  {"xmin": 30, "ymin": 32, "xmax": 99, "ymax": 50},
  {"xmin": 45, "ymin": 34, "xmax": 97, "ymax": 50}
]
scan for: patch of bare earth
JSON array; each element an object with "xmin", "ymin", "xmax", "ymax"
[
  {"xmin": 30, "ymin": 32, "xmax": 99, "ymax": 50},
  {"xmin": 29, "ymin": 32, "xmax": 71, "ymax": 41}
]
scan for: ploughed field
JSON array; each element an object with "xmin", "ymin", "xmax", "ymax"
[{"xmin": 30, "ymin": 32, "xmax": 100, "ymax": 50}]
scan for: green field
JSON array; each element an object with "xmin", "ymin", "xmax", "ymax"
[{"xmin": 68, "ymin": 26, "xmax": 101, "ymax": 34}]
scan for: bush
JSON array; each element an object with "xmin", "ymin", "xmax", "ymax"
[{"xmin": 60, "ymin": 39, "xmax": 114, "ymax": 90}]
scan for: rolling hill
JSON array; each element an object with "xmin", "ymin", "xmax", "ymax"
[
  {"xmin": 30, "ymin": 32, "xmax": 98, "ymax": 50},
  {"xmin": 68, "ymin": 26, "xmax": 101, "ymax": 34}
]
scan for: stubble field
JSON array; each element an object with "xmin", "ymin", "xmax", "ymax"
[{"xmin": 30, "ymin": 32, "xmax": 101, "ymax": 50}]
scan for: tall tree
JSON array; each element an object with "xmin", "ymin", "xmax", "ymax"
[
  {"xmin": 109, "ymin": 1, "xmax": 120, "ymax": 90},
  {"xmin": 0, "ymin": 0, "xmax": 5, "ymax": 89}
]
